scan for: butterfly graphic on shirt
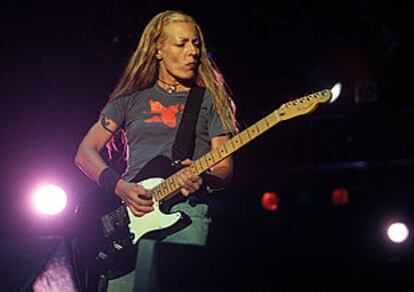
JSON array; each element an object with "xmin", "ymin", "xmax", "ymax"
[{"xmin": 143, "ymin": 99, "xmax": 185, "ymax": 128}]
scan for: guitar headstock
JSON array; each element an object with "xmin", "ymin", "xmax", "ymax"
[{"xmin": 276, "ymin": 89, "xmax": 332, "ymax": 121}]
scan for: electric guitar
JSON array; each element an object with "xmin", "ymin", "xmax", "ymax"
[{"xmin": 73, "ymin": 88, "xmax": 333, "ymax": 283}]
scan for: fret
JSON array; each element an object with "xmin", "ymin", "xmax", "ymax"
[
  {"xmin": 162, "ymin": 182, "xmax": 169, "ymax": 194},
  {"xmin": 172, "ymin": 178, "xmax": 178, "ymax": 191},
  {"xmin": 155, "ymin": 186, "xmax": 163, "ymax": 201},
  {"xmin": 215, "ymin": 147, "xmax": 222, "ymax": 160},
  {"xmin": 256, "ymin": 120, "xmax": 266, "ymax": 132},
  {"xmin": 245, "ymin": 128, "xmax": 252, "ymax": 140},
  {"xmin": 168, "ymin": 178, "xmax": 175, "ymax": 190},
  {"xmin": 232, "ymin": 136, "xmax": 241, "ymax": 149},
  {"xmin": 247, "ymin": 126, "xmax": 258, "ymax": 139},
  {"xmin": 196, "ymin": 158, "xmax": 205, "ymax": 173},
  {"xmin": 198, "ymin": 157, "xmax": 205, "ymax": 171},
  {"xmin": 202, "ymin": 155, "xmax": 210, "ymax": 170},
  {"xmin": 238, "ymin": 133, "xmax": 244, "ymax": 145},
  {"xmin": 227, "ymin": 139, "xmax": 236, "ymax": 152},
  {"xmin": 161, "ymin": 181, "xmax": 168, "ymax": 194},
  {"xmin": 255, "ymin": 123, "xmax": 261, "ymax": 134},
  {"xmin": 205, "ymin": 152, "xmax": 215, "ymax": 166},
  {"xmin": 151, "ymin": 188, "xmax": 158, "ymax": 201},
  {"xmin": 267, "ymin": 112, "xmax": 278, "ymax": 125},
  {"xmin": 240, "ymin": 130, "xmax": 251, "ymax": 144},
  {"xmin": 222, "ymin": 142, "xmax": 229, "ymax": 155},
  {"xmin": 211, "ymin": 148, "xmax": 221, "ymax": 163},
  {"xmin": 189, "ymin": 164, "xmax": 197, "ymax": 175},
  {"xmin": 194, "ymin": 159, "xmax": 202, "ymax": 174},
  {"xmin": 264, "ymin": 116, "xmax": 270, "ymax": 128},
  {"xmin": 171, "ymin": 176, "xmax": 179, "ymax": 189}
]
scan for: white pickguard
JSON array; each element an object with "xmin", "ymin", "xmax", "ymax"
[{"xmin": 126, "ymin": 177, "xmax": 182, "ymax": 244}]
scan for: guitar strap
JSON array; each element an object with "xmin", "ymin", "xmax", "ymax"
[{"xmin": 172, "ymin": 86, "xmax": 205, "ymax": 163}]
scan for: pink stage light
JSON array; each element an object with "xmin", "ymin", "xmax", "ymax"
[{"xmin": 33, "ymin": 185, "xmax": 67, "ymax": 215}]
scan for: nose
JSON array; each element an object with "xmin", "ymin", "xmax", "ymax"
[{"xmin": 187, "ymin": 43, "xmax": 199, "ymax": 57}]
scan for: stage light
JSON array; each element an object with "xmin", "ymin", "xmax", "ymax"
[
  {"xmin": 331, "ymin": 188, "xmax": 349, "ymax": 206},
  {"xmin": 330, "ymin": 82, "xmax": 342, "ymax": 103},
  {"xmin": 33, "ymin": 185, "xmax": 67, "ymax": 215},
  {"xmin": 387, "ymin": 222, "xmax": 409, "ymax": 244},
  {"xmin": 261, "ymin": 192, "xmax": 280, "ymax": 212}
]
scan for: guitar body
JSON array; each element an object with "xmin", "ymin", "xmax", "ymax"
[
  {"xmin": 73, "ymin": 155, "xmax": 183, "ymax": 290},
  {"xmin": 127, "ymin": 177, "xmax": 182, "ymax": 244}
]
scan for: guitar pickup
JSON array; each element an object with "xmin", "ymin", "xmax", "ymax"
[{"xmin": 101, "ymin": 207, "xmax": 130, "ymax": 237}]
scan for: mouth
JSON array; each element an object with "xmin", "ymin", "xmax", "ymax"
[{"xmin": 185, "ymin": 62, "xmax": 196, "ymax": 70}]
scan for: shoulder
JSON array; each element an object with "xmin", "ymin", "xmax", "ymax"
[
  {"xmin": 200, "ymin": 87, "xmax": 213, "ymax": 104},
  {"xmin": 106, "ymin": 89, "xmax": 154, "ymax": 110},
  {"xmin": 110, "ymin": 90, "xmax": 141, "ymax": 103},
  {"xmin": 200, "ymin": 88, "xmax": 216, "ymax": 113}
]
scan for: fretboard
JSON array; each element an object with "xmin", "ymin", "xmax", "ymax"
[{"xmin": 151, "ymin": 110, "xmax": 281, "ymax": 202}]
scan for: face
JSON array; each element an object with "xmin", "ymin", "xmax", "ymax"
[{"xmin": 156, "ymin": 22, "xmax": 201, "ymax": 83}]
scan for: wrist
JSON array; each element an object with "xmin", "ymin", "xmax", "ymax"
[
  {"xmin": 98, "ymin": 167, "xmax": 122, "ymax": 194},
  {"xmin": 114, "ymin": 179, "xmax": 126, "ymax": 197}
]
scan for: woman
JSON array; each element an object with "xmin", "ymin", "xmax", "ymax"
[{"xmin": 75, "ymin": 10, "xmax": 237, "ymax": 291}]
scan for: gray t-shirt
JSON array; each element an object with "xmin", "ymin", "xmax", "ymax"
[{"xmin": 101, "ymin": 83, "xmax": 227, "ymax": 181}]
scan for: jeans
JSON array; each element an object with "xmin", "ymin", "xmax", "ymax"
[{"xmin": 107, "ymin": 201, "xmax": 211, "ymax": 292}]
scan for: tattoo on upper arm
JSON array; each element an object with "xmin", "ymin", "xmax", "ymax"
[{"xmin": 100, "ymin": 115, "xmax": 115, "ymax": 134}]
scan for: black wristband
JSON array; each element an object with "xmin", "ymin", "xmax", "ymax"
[{"xmin": 98, "ymin": 167, "xmax": 122, "ymax": 194}]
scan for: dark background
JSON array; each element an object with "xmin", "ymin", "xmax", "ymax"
[{"xmin": 1, "ymin": 0, "xmax": 413, "ymax": 290}]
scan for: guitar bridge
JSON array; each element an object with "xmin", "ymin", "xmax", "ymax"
[{"xmin": 101, "ymin": 206, "xmax": 130, "ymax": 238}]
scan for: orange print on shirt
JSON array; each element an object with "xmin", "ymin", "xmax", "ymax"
[{"xmin": 143, "ymin": 99, "xmax": 185, "ymax": 128}]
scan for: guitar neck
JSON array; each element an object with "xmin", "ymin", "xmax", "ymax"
[
  {"xmin": 151, "ymin": 110, "xmax": 280, "ymax": 201},
  {"xmin": 152, "ymin": 89, "xmax": 332, "ymax": 202}
]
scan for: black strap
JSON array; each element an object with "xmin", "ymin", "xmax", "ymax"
[{"xmin": 172, "ymin": 86, "xmax": 205, "ymax": 162}]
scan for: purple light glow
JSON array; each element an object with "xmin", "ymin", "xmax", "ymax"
[{"xmin": 33, "ymin": 185, "xmax": 67, "ymax": 215}]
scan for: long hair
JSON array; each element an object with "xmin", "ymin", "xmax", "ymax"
[{"xmin": 109, "ymin": 10, "xmax": 237, "ymax": 135}]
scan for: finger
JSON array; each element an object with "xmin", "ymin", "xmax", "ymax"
[
  {"xmin": 136, "ymin": 204, "xmax": 154, "ymax": 213},
  {"xmin": 137, "ymin": 192, "xmax": 153, "ymax": 200},
  {"xmin": 186, "ymin": 171, "xmax": 202, "ymax": 185},
  {"xmin": 176, "ymin": 172, "xmax": 185, "ymax": 187},
  {"xmin": 133, "ymin": 186, "xmax": 153, "ymax": 200},
  {"xmin": 125, "ymin": 196, "xmax": 152, "ymax": 213},
  {"xmin": 183, "ymin": 173, "xmax": 202, "ymax": 191},
  {"xmin": 176, "ymin": 175, "xmax": 192, "ymax": 196},
  {"xmin": 180, "ymin": 159, "xmax": 193, "ymax": 166},
  {"xmin": 133, "ymin": 184, "xmax": 149, "ymax": 193},
  {"xmin": 181, "ymin": 188, "xmax": 190, "ymax": 197},
  {"xmin": 136, "ymin": 196, "xmax": 154, "ymax": 206},
  {"xmin": 129, "ymin": 198, "xmax": 154, "ymax": 213},
  {"xmin": 126, "ymin": 200, "xmax": 144, "ymax": 213},
  {"xmin": 179, "ymin": 168, "xmax": 202, "ymax": 192},
  {"xmin": 177, "ymin": 173, "xmax": 197, "ymax": 192},
  {"xmin": 128, "ymin": 204, "xmax": 144, "ymax": 217}
]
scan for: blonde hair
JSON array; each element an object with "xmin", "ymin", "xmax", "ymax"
[{"xmin": 109, "ymin": 10, "xmax": 237, "ymax": 135}]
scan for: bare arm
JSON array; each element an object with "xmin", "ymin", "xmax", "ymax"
[
  {"xmin": 74, "ymin": 115, "xmax": 118, "ymax": 183},
  {"xmin": 75, "ymin": 116, "xmax": 154, "ymax": 216}
]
